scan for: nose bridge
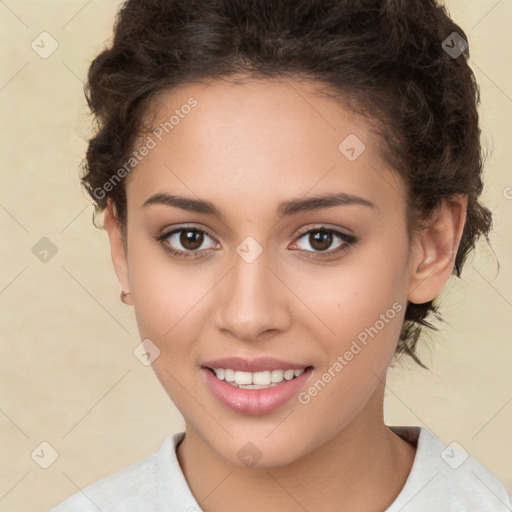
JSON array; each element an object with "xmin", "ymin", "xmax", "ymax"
[{"xmin": 214, "ymin": 246, "xmax": 289, "ymax": 341}]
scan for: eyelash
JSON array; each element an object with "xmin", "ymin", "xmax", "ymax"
[{"xmin": 155, "ymin": 225, "xmax": 357, "ymax": 261}]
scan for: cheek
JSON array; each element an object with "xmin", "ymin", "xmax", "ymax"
[
  {"xmin": 293, "ymin": 264, "xmax": 407, "ymax": 440},
  {"xmin": 294, "ymin": 240, "xmax": 409, "ymax": 418},
  {"xmin": 127, "ymin": 242, "xmax": 208, "ymax": 349},
  {"xmin": 128, "ymin": 252, "xmax": 208, "ymax": 407},
  {"xmin": 290, "ymin": 241, "xmax": 409, "ymax": 344}
]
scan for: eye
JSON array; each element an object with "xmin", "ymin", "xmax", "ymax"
[
  {"xmin": 156, "ymin": 224, "xmax": 356, "ymax": 261},
  {"xmin": 290, "ymin": 226, "xmax": 356, "ymax": 259},
  {"xmin": 156, "ymin": 226, "xmax": 218, "ymax": 259}
]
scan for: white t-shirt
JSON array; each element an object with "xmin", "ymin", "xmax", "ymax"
[{"xmin": 50, "ymin": 425, "xmax": 512, "ymax": 511}]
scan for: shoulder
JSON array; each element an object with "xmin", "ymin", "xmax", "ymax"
[
  {"xmin": 49, "ymin": 434, "xmax": 182, "ymax": 512},
  {"xmin": 388, "ymin": 426, "xmax": 512, "ymax": 512}
]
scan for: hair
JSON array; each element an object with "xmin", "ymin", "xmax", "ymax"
[{"xmin": 81, "ymin": 0, "xmax": 492, "ymax": 369}]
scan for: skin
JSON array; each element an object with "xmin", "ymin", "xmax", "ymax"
[{"xmin": 104, "ymin": 76, "xmax": 467, "ymax": 512}]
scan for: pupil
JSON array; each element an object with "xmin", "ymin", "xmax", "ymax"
[
  {"xmin": 181, "ymin": 229, "xmax": 203, "ymax": 250},
  {"xmin": 311, "ymin": 231, "xmax": 331, "ymax": 251}
]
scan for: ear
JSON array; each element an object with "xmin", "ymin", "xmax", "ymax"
[
  {"xmin": 104, "ymin": 201, "xmax": 133, "ymax": 306},
  {"xmin": 407, "ymin": 195, "xmax": 468, "ymax": 304}
]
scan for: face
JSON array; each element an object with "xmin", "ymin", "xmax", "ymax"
[{"xmin": 113, "ymin": 77, "xmax": 419, "ymax": 467}]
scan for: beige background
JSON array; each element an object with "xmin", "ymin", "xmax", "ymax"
[{"xmin": 0, "ymin": 0, "xmax": 511, "ymax": 510}]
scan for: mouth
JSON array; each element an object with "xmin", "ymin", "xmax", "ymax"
[{"xmin": 200, "ymin": 357, "xmax": 314, "ymax": 415}]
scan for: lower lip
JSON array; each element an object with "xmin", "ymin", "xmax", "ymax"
[{"xmin": 202, "ymin": 367, "xmax": 313, "ymax": 415}]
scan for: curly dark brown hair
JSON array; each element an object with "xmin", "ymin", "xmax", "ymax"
[{"xmin": 81, "ymin": 0, "xmax": 492, "ymax": 369}]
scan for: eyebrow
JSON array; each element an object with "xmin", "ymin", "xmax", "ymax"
[{"xmin": 142, "ymin": 192, "xmax": 375, "ymax": 218}]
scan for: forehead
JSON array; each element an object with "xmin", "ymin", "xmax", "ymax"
[{"xmin": 126, "ymin": 77, "xmax": 405, "ymax": 215}]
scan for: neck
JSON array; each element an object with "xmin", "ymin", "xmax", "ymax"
[{"xmin": 177, "ymin": 382, "xmax": 416, "ymax": 512}]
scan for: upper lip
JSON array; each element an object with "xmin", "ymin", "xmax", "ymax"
[{"xmin": 201, "ymin": 357, "xmax": 311, "ymax": 372}]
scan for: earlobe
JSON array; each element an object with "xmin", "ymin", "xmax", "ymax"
[
  {"xmin": 407, "ymin": 195, "xmax": 468, "ymax": 304},
  {"xmin": 104, "ymin": 201, "xmax": 133, "ymax": 306}
]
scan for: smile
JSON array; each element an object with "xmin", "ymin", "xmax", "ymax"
[
  {"xmin": 200, "ymin": 357, "xmax": 313, "ymax": 415},
  {"xmin": 209, "ymin": 368, "xmax": 306, "ymax": 389}
]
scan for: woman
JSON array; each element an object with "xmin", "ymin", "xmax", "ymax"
[{"xmin": 51, "ymin": 0, "xmax": 511, "ymax": 510}]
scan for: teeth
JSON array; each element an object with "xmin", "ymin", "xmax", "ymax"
[
  {"xmin": 283, "ymin": 369, "xmax": 295, "ymax": 380},
  {"xmin": 212, "ymin": 367, "xmax": 307, "ymax": 387},
  {"xmin": 270, "ymin": 369, "xmax": 284, "ymax": 382},
  {"xmin": 253, "ymin": 371, "xmax": 271, "ymax": 385},
  {"xmin": 234, "ymin": 371, "xmax": 252, "ymax": 385}
]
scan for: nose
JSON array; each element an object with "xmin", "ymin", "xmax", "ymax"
[{"xmin": 214, "ymin": 251, "xmax": 292, "ymax": 343}]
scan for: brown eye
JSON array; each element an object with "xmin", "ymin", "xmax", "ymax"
[
  {"xmin": 308, "ymin": 231, "xmax": 333, "ymax": 251},
  {"xmin": 291, "ymin": 226, "xmax": 357, "ymax": 260},
  {"xmin": 179, "ymin": 229, "xmax": 205, "ymax": 251},
  {"xmin": 156, "ymin": 226, "xmax": 218, "ymax": 259}
]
